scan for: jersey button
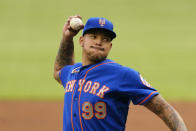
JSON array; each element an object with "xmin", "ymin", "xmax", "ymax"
[
  {"xmin": 74, "ymin": 97, "xmax": 78, "ymax": 101},
  {"xmin": 73, "ymin": 113, "xmax": 76, "ymax": 117}
]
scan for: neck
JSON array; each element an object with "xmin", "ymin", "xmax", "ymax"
[
  {"xmin": 82, "ymin": 52, "xmax": 105, "ymax": 66},
  {"xmin": 82, "ymin": 56, "xmax": 97, "ymax": 66},
  {"xmin": 82, "ymin": 60, "xmax": 95, "ymax": 66}
]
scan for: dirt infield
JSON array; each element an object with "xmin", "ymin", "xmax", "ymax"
[{"xmin": 0, "ymin": 101, "xmax": 195, "ymax": 131}]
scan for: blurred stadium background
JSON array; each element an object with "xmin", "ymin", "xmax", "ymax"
[{"xmin": 0, "ymin": 0, "xmax": 195, "ymax": 101}]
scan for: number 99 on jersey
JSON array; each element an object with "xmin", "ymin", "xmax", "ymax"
[{"xmin": 82, "ymin": 102, "xmax": 106, "ymax": 120}]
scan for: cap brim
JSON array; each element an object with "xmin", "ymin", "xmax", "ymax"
[{"xmin": 83, "ymin": 28, "xmax": 116, "ymax": 39}]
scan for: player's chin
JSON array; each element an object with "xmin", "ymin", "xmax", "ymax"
[{"xmin": 89, "ymin": 53, "xmax": 107, "ymax": 62}]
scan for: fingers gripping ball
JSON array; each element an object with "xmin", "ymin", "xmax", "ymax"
[{"xmin": 70, "ymin": 18, "xmax": 83, "ymax": 30}]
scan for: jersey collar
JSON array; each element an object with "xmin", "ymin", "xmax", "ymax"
[{"xmin": 80, "ymin": 59, "xmax": 114, "ymax": 70}]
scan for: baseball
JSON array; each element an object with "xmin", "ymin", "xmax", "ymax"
[{"xmin": 70, "ymin": 18, "xmax": 83, "ymax": 30}]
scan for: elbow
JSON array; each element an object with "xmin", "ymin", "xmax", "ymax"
[
  {"xmin": 53, "ymin": 71, "xmax": 57, "ymax": 81},
  {"xmin": 53, "ymin": 70, "xmax": 62, "ymax": 84},
  {"xmin": 53, "ymin": 63, "xmax": 63, "ymax": 84}
]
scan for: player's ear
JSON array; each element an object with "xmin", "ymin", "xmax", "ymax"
[
  {"xmin": 109, "ymin": 43, "xmax": 112, "ymax": 50},
  {"xmin": 79, "ymin": 36, "xmax": 84, "ymax": 47}
]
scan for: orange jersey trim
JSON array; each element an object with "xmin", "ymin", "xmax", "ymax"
[
  {"xmin": 138, "ymin": 91, "xmax": 158, "ymax": 105},
  {"xmin": 78, "ymin": 62, "xmax": 115, "ymax": 131},
  {"xmin": 71, "ymin": 84, "xmax": 77, "ymax": 131}
]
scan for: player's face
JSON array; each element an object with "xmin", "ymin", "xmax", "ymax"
[{"xmin": 80, "ymin": 30, "xmax": 112, "ymax": 63}]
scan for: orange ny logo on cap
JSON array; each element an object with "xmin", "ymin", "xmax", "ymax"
[{"xmin": 99, "ymin": 18, "xmax": 105, "ymax": 27}]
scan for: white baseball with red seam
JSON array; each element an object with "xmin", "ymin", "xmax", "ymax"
[{"xmin": 70, "ymin": 18, "xmax": 83, "ymax": 30}]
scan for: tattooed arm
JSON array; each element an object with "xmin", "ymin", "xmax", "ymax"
[
  {"xmin": 144, "ymin": 94, "xmax": 187, "ymax": 131},
  {"xmin": 53, "ymin": 15, "xmax": 84, "ymax": 84}
]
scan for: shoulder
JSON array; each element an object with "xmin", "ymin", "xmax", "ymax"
[
  {"xmin": 101, "ymin": 59, "xmax": 138, "ymax": 73},
  {"xmin": 119, "ymin": 65, "xmax": 153, "ymax": 89},
  {"xmin": 103, "ymin": 60, "xmax": 140, "ymax": 80},
  {"xmin": 108, "ymin": 62, "xmax": 141, "ymax": 83},
  {"xmin": 61, "ymin": 63, "xmax": 82, "ymax": 75},
  {"xmin": 62, "ymin": 62, "xmax": 82, "ymax": 72},
  {"xmin": 121, "ymin": 66, "xmax": 139, "ymax": 77},
  {"xmin": 60, "ymin": 62, "xmax": 82, "ymax": 82},
  {"xmin": 109, "ymin": 61, "xmax": 139, "ymax": 76}
]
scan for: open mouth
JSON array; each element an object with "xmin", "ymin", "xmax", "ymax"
[{"xmin": 90, "ymin": 46, "xmax": 104, "ymax": 51}]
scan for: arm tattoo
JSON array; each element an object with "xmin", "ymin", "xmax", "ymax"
[
  {"xmin": 144, "ymin": 95, "xmax": 187, "ymax": 131},
  {"xmin": 55, "ymin": 37, "xmax": 74, "ymax": 68}
]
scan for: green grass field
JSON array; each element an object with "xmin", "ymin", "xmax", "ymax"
[{"xmin": 0, "ymin": 0, "xmax": 195, "ymax": 100}]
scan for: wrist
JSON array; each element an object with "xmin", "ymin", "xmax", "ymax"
[{"xmin": 62, "ymin": 34, "xmax": 74, "ymax": 42}]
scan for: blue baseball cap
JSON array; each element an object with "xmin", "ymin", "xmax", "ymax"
[{"xmin": 82, "ymin": 17, "xmax": 116, "ymax": 39}]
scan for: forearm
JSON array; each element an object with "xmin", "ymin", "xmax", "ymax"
[
  {"xmin": 145, "ymin": 95, "xmax": 187, "ymax": 131},
  {"xmin": 55, "ymin": 35, "xmax": 74, "ymax": 70},
  {"xmin": 158, "ymin": 103, "xmax": 187, "ymax": 131},
  {"xmin": 53, "ymin": 35, "xmax": 74, "ymax": 83},
  {"xmin": 53, "ymin": 15, "xmax": 83, "ymax": 83}
]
